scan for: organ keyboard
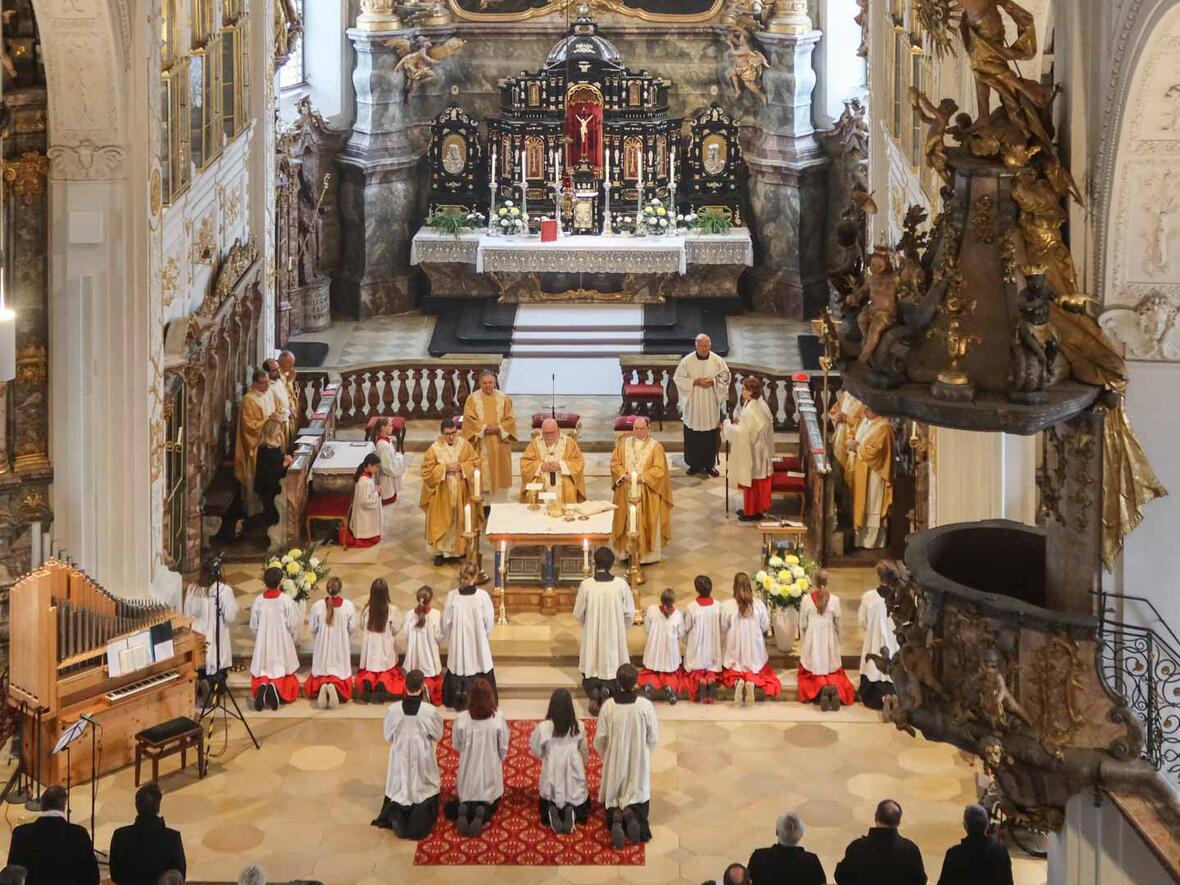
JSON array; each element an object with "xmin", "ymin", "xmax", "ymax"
[{"xmin": 7, "ymin": 561, "xmax": 197, "ymax": 785}]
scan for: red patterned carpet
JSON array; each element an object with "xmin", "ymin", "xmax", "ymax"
[{"xmin": 414, "ymin": 719, "xmax": 646, "ymax": 866}]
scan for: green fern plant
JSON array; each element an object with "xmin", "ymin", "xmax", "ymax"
[
  {"xmin": 427, "ymin": 210, "xmax": 483, "ymax": 238},
  {"xmin": 694, "ymin": 208, "xmax": 733, "ymax": 235}
]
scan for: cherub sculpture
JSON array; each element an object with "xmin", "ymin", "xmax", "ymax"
[
  {"xmin": 846, "ymin": 246, "xmax": 899, "ymax": 365},
  {"xmin": 387, "ymin": 36, "xmax": 465, "ymax": 97},
  {"xmin": 908, "ymin": 89, "xmax": 958, "ymax": 183},
  {"xmin": 725, "ymin": 30, "xmax": 769, "ymax": 103}
]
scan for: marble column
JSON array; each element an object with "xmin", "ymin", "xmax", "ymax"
[
  {"xmin": 335, "ymin": 27, "xmax": 440, "ymax": 317},
  {"xmin": 744, "ymin": 26, "xmax": 830, "ymax": 319}
]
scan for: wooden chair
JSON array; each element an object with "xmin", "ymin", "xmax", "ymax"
[
  {"xmin": 363, "ymin": 415, "xmax": 407, "ymax": 452},
  {"xmin": 771, "ymin": 456, "xmax": 806, "ymax": 519},
  {"xmin": 619, "ymin": 382, "xmax": 665, "ymax": 429},
  {"xmin": 134, "ymin": 717, "xmax": 205, "ymax": 786},
  {"xmin": 304, "ymin": 492, "xmax": 352, "ymax": 543}
]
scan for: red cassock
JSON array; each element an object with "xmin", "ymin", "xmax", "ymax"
[
  {"xmin": 251, "ymin": 673, "xmax": 301, "ymax": 703},
  {"xmin": 796, "ymin": 664, "xmax": 856, "ymax": 706},
  {"xmin": 355, "ymin": 667, "xmax": 407, "ymax": 697},
  {"xmin": 304, "ymin": 673, "xmax": 354, "ymax": 701},
  {"xmin": 741, "ymin": 476, "xmax": 773, "ymax": 516},
  {"xmin": 720, "ymin": 663, "xmax": 783, "ymax": 699},
  {"xmin": 682, "ymin": 669, "xmax": 720, "ymax": 701},
  {"xmin": 637, "ymin": 667, "xmax": 687, "ymax": 694}
]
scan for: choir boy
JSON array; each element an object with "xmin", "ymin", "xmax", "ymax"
[
  {"xmin": 594, "ymin": 664, "xmax": 659, "ymax": 850},
  {"xmin": 573, "ymin": 547, "xmax": 635, "ymax": 715},
  {"xmin": 249, "ymin": 567, "xmax": 302, "ymax": 711},
  {"xmin": 683, "ymin": 575, "xmax": 722, "ymax": 703},
  {"xmin": 372, "ymin": 669, "xmax": 444, "ymax": 840}
]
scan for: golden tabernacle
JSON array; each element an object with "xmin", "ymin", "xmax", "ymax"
[{"xmin": 6, "ymin": 561, "xmax": 198, "ymax": 785}]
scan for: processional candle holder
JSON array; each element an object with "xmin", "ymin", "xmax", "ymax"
[
  {"xmin": 627, "ymin": 492, "xmax": 645, "ymax": 624},
  {"xmin": 496, "ymin": 541, "xmax": 509, "ymax": 627},
  {"xmin": 465, "ymin": 488, "xmax": 489, "ymax": 585}
]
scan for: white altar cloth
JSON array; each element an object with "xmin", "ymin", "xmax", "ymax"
[
  {"xmin": 485, "ymin": 501, "xmax": 615, "ymax": 539},
  {"xmin": 311, "ymin": 441, "xmax": 374, "ymax": 476}
]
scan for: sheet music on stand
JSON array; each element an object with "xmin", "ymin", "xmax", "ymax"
[{"xmin": 52, "ymin": 717, "xmax": 89, "ymax": 756}]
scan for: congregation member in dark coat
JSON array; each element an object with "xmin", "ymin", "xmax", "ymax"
[
  {"xmin": 937, "ymin": 804, "xmax": 1013, "ymax": 885},
  {"xmin": 109, "ymin": 783, "xmax": 187, "ymax": 885},
  {"xmin": 747, "ymin": 811, "xmax": 826, "ymax": 885},
  {"xmin": 835, "ymin": 799, "xmax": 927, "ymax": 885},
  {"xmin": 6, "ymin": 786, "xmax": 99, "ymax": 885}
]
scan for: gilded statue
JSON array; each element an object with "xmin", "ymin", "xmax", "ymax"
[
  {"xmin": 847, "ymin": 246, "xmax": 899, "ymax": 365},
  {"xmin": 1009, "ymin": 270, "xmax": 1061, "ymax": 402},
  {"xmin": 274, "ymin": 0, "xmax": 303, "ymax": 65},
  {"xmin": 908, "ymin": 89, "xmax": 958, "ymax": 184},
  {"xmin": 1011, "ymin": 167, "xmax": 1076, "ymax": 299},
  {"xmin": 387, "ymin": 36, "xmax": 466, "ymax": 97},
  {"xmin": 725, "ymin": 30, "xmax": 769, "ymax": 103}
]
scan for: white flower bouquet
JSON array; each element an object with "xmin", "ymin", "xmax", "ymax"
[
  {"xmin": 635, "ymin": 198, "xmax": 674, "ymax": 236},
  {"xmin": 265, "ymin": 543, "xmax": 330, "ymax": 603},
  {"xmin": 752, "ymin": 548, "xmax": 817, "ymax": 612},
  {"xmin": 495, "ymin": 200, "xmax": 529, "ymax": 236}
]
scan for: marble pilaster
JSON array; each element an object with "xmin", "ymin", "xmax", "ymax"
[{"xmin": 744, "ymin": 29, "xmax": 830, "ymax": 319}]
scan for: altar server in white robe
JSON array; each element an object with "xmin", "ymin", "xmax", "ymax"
[
  {"xmin": 249, "ymin": 566, "xmax": 303, "ymax": 710},
  {"xmin": 594, "ymin": 664, "xmax": 659, "ymax": 849},
  {"xmin": 447, "ymin": 677, "xmax": 510, "ymax": 837},
  {"xmin": 402, "ymin": 585, "xmax": 445, "ymax": 705},
  {"xmin": 370, "ymin": 417, "xmax": 406, "ymax": 506},
  {"xmin": 185, "ymin": 559, "xmax": 239, "ymax": 678},
  {"xmin": 530, "ymin": 688, "xmax": 590, "ymax": 834},
  {"xmin": 441, "ymin": 562, "xmax": 497, "ymax": 709},
  {"xmin": 683, "ymin": 575, "xmax": 723, "ymax": 703},
  {"xmin": 372, "ymin": 670, "xmax": 444, "ymax": 840},
  {"xmin": 573, "ymin": 547, "xmax": 636, "ymax": 715},
  {"xmin": 720, "ymin": 572, "xmax": 781, "ymax": 705},
  {"xmin": 346, "ymin": 454, "xmax": 383, "ymax": 548},
  {"xmin": 356, "ymin": 577, "xmax": 404, "ymax": 702},
  {"xmin": 797, "ymin": 570, "xmax": 856, "ymax": 708},
  {"xmin": 858, "ymin": 561, "xmax": 900, "ymax": 710},
  {"xmin": 673, "ymin": 333, "xmax": 731, "ymax": 476},
  {"xmin": 305, "ymin": 576, "xmax": 357, "ymax": 707},
  {"xmin": 638, "ymin": 588, "xmax": 684, "ymax": 704},
  {"xmin": 723, "ymin": 376, "xmax": 776, "ymax": 521}
]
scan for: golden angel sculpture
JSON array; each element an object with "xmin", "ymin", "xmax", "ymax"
[
  {"xmin": 725, "ymin": 30, "xmax": 769, "ymax": 103},
  {"xmin": 387, "ymin": 36, "xmax": 466, "ymax": 97}
]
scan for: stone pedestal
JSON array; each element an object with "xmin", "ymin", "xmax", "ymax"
[
  {"xmin": 744, "ymin": 29, "xmax": 830, "ymax": 318},
  {"xmin": 334, "ymin": 27, "xmax": 442, "ymax": 318}
]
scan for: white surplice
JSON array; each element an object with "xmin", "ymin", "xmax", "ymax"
[
  {"xmin": 594, "ymin": 696, "xmax": 659, "ymax": 809},
  {"xmin": 384, "ymin": 700, "xmax": 444, "ymax": 804},
  {"xmin": 641, "ymin": 607, "xmax": 683, "ymax": 672},
  {"xmin": 529, "ymin": 720, "xmax": 589, "ymax": 808},
  {"xmin": 401, "ymin": 608, "xmax": 443, "ymax": 676},
  {"xmin": 442, "ymin": 588, "xmax": 495, "ymax": 676},
  {"xmin": 720, "ymin": 598, "xmax": 770, "ymax": 672},
  {"xmin": 673, "ymin": 351, "xmax": 731, "ymax": 432},
  {"xmin": 683, "ymin": 600, "xmax": 722, "ymax": 672},
  {"xmin": 452, "ymin": 710, "xmax": 510, "ymax": 804},
  {"xmin": 266, "ymin": 379, "xmax": 292, "ymax": 429},
  {"xmin": 308, "ymin": 598, "xmax": 357, "ymax": 679},
  {"xmin": 184, "ymin": 581, "xmax": 239, "ymax": 673},
  {"xmin": 248, "ymin": 593, "xmax": 301, "ymax": 679},
  {"xmin": 375, "ymin": 437, "xmax": 406, "ymax": 502},
  {"xmin": 723, "ymin": 398, "xmax": 775, "ymax": 488},
  {"xmin": 573, "ymin": 575, "xmax": 635, "ymax": 680},
  {"xmin": 858, "ymin": 588, "xmax": 898, "ymax": 683},
  {"xmin": 851, "ymin": 416, "xmax": 889, "ymax": 548},
  {"xmin": 359, "ymin": 605, "xmax": 402, "ymax": 672},
  {"xmin": 799, "ymin": 592, "xmax": 843, "ymax": 675},
  {"xmin": 350, "ymin": 474, "xmax": 383, "ymax": 540}
]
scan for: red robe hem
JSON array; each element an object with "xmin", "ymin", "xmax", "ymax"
[
  {"xmin": 683, "ymin": 668, "xmax": 721, "ymax": 701},
  {"xmin": 796, "ymin": 663, "xmax": 856, "ymax": 705},
  {"xmin": 355, "ymin": 668, "xmax": 406, "ymax": 696},
  {"xmin": 637, "ymin": 668, "xmax": 686, "ymax": 694},
  {"xmin": 339, "ymin": 527, "xmax": 380, "ymax": 549},
  {"xmin": 304, "ymin": 674, "xmax": 354, "ymax": 700},
  {"xmin": 251, "ymin": 673, "xmax": 301, "ymax": 703},
  {"xmin": 381, "ymin": 494, "xmax": 397, "ymax": 506},
  {"xmin": 740, "ymin": 475, "xmax": 773, "ymax": 515},
  {"xmin": 721, "ymin": 663, "xmax": 783, "ymax": 698},
  {"xmin": 423, "ymin": 674, "xmax": 444, "ymax": 706}
]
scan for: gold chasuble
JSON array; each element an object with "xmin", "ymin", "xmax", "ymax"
[
  {"xmin": 284, "ymin": 371, "xmax": 300, "ymax": 443},
  {"xmin": 519, "ymin": 433, "xmax": 587, "ymax": 505},
  {"xmin": 420, "ymin": 437, "xmax": 482, "ymax": 556},
  {"xmin": 233, "ymin": 388, "xmax": 273, "ymax": 492},
  {"xmin": 610, "ymin": 436, "xmax": 672, "ymax": 559},
  {"xmin": 462, "ymin": 390, "xmax": 518, "ymax": 494},
  {"xmin": 828, "ymin": 390, "xmax": 865, "ymax": 476},
  {"xmin": 850, "ymin": 416, "xmax": 893, "ymax": 548}
]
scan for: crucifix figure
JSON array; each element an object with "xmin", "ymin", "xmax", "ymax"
[{"xmin": 576, "ymin": 114, "xmax": 593, "ymax": 149}]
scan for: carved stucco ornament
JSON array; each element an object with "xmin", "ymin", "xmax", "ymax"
[
  {"xmin": 1, "ymin": 152, "xmax": 50, "ymax": 205},
  {"xmin": 46, "ymin": 139, "xmax": 126, "ymax": 181}
]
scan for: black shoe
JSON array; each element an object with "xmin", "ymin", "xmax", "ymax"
[
  {"xmin": 685, "ymin": 467, "xmax": 698, "ymax": 476},
  {"xmin": 664, "ymin": 686, "xmax": 678, "ymax": 705},
  {"xmin": 642, "ymin": 684, "xmax": 654, "ymax": 700},
  {"xmin": 470, "ymin": 804, "xmax": 487, "ymax": 837},
  {"xmin": 737, "ymin": 510, "xmax": 762, "ymax": 522},
  {"xmin": 253, "ymin": 689, "xmax": 265, "ymax": 712},
  {"xmin": 706, "ymin": 467, "xmax": 720, "ymax": 477},
  {"xmin": 456, "ymin": 802, "xmax": 472, "ymax": 837},
  {"xmin": 548, "ymin": 803, "xmax": 564, "ymax": 834},
  {"xmin": 623, "ymin": 808, "xmax": 641, "ymax": 844},
  {"xmin": 357, "ymin": 685, "xmax": 372, "ymax": 704},
  {"xmin": 611, "ymin": 816, "xmax": 625, "ymax": 850},
  {"xmin": 265, "ymin": 685, "xmax": 280, "ymax": 711},
  {"xmin": 371, "ymin": 816, "xmax": 391, "ymax": 830},
  {"xmin": 434, "ymin": 554, "xmax": 445, "ymax": 567},
  {"xmin": 390, "ymin": 815, "xmax": 406, "ymax": 838},
  {"xmin": 375, "ymin": 686, "xmax": 393, "ymax": 703}
]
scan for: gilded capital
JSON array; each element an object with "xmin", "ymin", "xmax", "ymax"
[
  {"xmin": 356, "ymin": 0, "xmax": 403, "ymax": 31},
  {"xmin": 766, "ymin": 0, "xmax": 812, "ymax": 34}
]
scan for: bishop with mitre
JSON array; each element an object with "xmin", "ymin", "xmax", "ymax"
[
  {"xmin": 420, "ymin": 417, "xmax": 482, "ymax": 566},
  {"xmin": 462, "ymin": 369, "xmax": 518, "ymax": 501},
  {"xmin": 848, "ymin": 407, "xmax": 894, "ymax": 549},
  {"xmin": 519, "ymin": 417, "xmax": 586, "ymax": 506},
  {"xmin": 610, "ymin": 417, "xmax": 672, "ymax": 564},
  {"xmin": 234, "ymin": 368, "xmax": 275, "ymax": 514}
]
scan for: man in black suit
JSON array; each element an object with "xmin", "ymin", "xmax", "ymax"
[
  {"xmin": 747, "ymin": 811, "xmax": 826, "ymax": 885},
  {"xmin": 109, "ymin": 783, "xmax": 187, "ymax": 885},
  {"xmin": 937, "ymin": 804, "xmax": 1013, "ymax": 885},
  {"xmin": 6, "ymin": 785, "xmax": 99, "ymax": 885},
  {"xmin": 835, "ymin": 799, "xmax": 927, "ymax": 885}
]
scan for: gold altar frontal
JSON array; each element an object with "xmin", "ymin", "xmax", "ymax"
[{"xmin": 486, "ymin": 502, "xmax": 614, "ymax": 615}]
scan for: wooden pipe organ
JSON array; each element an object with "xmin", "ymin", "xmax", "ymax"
[{"xmin": 6, "ymin": 561, "xmax": 198, "ymax": 785}]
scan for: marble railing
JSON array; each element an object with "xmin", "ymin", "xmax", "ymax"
[
  {"xmin": 619, "ymin": 356, "xmax": 801, "ymax": 431},
  {"xmin": 328, "ymin": 358, "xmax": 505, "ymax": 427}
]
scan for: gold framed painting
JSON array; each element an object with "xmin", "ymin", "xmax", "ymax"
[{"xmin": 447, "ymin": 0, "xmax": 723, "ymax": 24}]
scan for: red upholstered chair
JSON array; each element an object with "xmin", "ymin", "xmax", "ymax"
[
  {"xmin": 619, "ymin": 382, "xmax": 665, "ymax": 429},
  {"xmin": 614, "ymin": 414, "xmax": 638, "ymax": 434},
  {"xmin": 363, "ymin": 416, "xmax": 407, "ymax": 451},
  {"xmin": 772, "ymin": 455, "xmax": 803, "ymax": 473},
  {"xmin": 304, "ymin": 492, "xmax": 351, "ymax": 544},
  {"xmin": 771, "ymin": 466, "xmax": 807, "ymax": 519},
  {"xmin": 531, "ymin": 412, "xmax": 582, "ymax": 435}
]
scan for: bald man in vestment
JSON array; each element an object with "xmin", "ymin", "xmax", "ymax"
[
  {"xmin": 519, "ymin": 418, "xmax": 586, "ymax": 506},
  {"xmin": 234, "ymin": 368, "xmax": 275, "ymax": 514},
  {"xmin": 278, "ymin": 349, "xmax": 300, "ymax": 442},
  {"xmin": 462, "ymin": 370, "xmax": 518, "ymax": 501},
  {"xmin": 262, "ymin": 358, "xmax": 290, "ymax": 450},
  {"xmin": 610, "ymin": 417, "xmax": 672, "ymax": 564}
]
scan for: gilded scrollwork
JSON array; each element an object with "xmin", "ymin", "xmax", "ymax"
[
  {"xmin": 1, "ymin": 151, "xmax": 50, "ymax": 205},
  {"xmin": 1028, "ymin": 633, "xmax": 1086, "ymax": 757}
]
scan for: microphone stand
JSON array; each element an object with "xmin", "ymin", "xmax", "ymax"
[
  {"xmin": 197, "ymin": 576, "xmax": 260, "ymax": 760},
  {"xmin": 78, "ymin": 714, "xmax": 108, "ymax": 864},
  {"xmin": 550, "ymin": 373, "xmax": 557, "ymax": 420}
]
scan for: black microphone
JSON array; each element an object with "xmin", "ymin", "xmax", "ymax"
[{"xmin": 551, "ymin": 373, "xmax": 557, "ymax": 419}]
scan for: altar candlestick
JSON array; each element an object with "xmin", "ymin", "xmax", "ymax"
[
  {"xmin": 489, "ymin": 146, "xmax": 498, "ymax": 235},
  {"xmin": 628, "ymin": 503, "xmax": 637, "ymax": 536},
  {"xmin": 669, "ymin": 145, "xmax": 677, "ymax": 219},
  {"xmin": 519, "ymin": 148, "xmax": 528, "ymax": 234},
  {"xmin": 637, "ymin": 150, "xmax": 645, "ymax": 224},
  {"xmin": 602, "ymin": 146, "xmax": 613, "ymax": 236},
  {"xmin": 464, "ymin": 503, "xmax": 473, "ymax": 534},
  {"xmin": 583, "ymin": 538, "xmax": 590, "ymax": 572},
  {"xmin": 474, "ymin": 468, "xmax": 482, "ymax": 498},
  {"xmin": 630, "ymin": 469, "xmax": 639, "ymax": 497}
]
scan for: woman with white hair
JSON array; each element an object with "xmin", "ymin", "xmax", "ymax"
[{"xmin": 745, "ymin": 811, "xmax": 826, "ymax": 884}]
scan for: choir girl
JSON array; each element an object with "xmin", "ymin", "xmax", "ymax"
[
  {"xmin": 447, "ymin": 676, "xmax": 510, "ymax": 837},
  {"xmin": 683, "ymin": 575, "xmax": 723, "ymax": 703},
  {"xmin": 529, "ymin": 688, "xmax": 590, "ymax": 835},
  {"xmin": 356, "ymin": 577, "xmax": 404, "ymax": 703},
  {"xmin": 249, "ymin": 566, "xmax": 302, "ymax": 711},
  {"xmin": 638, "ymin": 588, "xmax": 684, "ymax": 704},
  {"xmin": 797, "ymin": 570, "xmax": 856, "ymax": 710},
  {"xmin": 401, "ymin": 585, "xmax": 444, "ymax": 705},
  {"xmin": 720, "ymin": 572, "xmax": 782, "ymax": 705},
  {"xmin": 305, "ymin": 576, "xmax": 357, "ymax": 707},
  {"xmin": 441, "ymin": 562, "xmax": 497, "ymax": 709},
  {"xmin": 344, "ymin": 453, "xmax": 382, "ymax": 548}
]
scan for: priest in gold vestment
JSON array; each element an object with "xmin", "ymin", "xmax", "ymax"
[
  {"xmin": 278, "ymin": 349, "xmax": 300, "ymax": 443},
  {"xmin": 610, "ymin": 417, "xmax": 672, "ymax": 564},
  {"xmin": 462, "ymin": 370, "xmax": 518, "ymax": 500},
  {"xmin": 420, "ymin": 417, "xmax": 482, "ymax": 566},
  {"xmin": 234, "ymin": 368, "xmax": 275, "ymax": 513},
  {"xmin": 848, "ymin": 408, "xmax": 894, "ymax": 549},
  {"xmin": 519, "ymin": 418, "xmax": 586, "ymax": 506}
]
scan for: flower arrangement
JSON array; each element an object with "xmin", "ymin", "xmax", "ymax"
[
  {"xmin": 265, "ymin": 544, "xmax": 330, "ymax": 603},
  {"xmin": 684, "ymin": 207, "xmax": 733, "ymax": 235},
  {"xmin": 426, "ymin": 209, "xmax": 484, "ymax": 237},
  {"xmin": 495, "ymin": 200, "xmax": 529, "ymax": 235},
  {"xmin": 753, "ymin": 548, "xmax": 817, "ymax": 611},
  {"xmin": 636, "ymin": 198, "xmax": 674, "ymax": 235}
]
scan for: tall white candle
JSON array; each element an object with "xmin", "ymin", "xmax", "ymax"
[
  {"xmin": 583, "ymin": 538, "xmax": 590, "ymax": 571},
  {"xmin": 474, "ymin": 468, "xmax": 482, "ymax": 498},
  {"xmin": 464, "ymin": 503, "xmax": 473, "ymax": 534},
  {"xmin": 630, "ymin": 470, "xmax": 639, "ymax": 498},
  {"xmin": 628, "ymin": 503, "xmax": 637, "ymax": 536}
]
